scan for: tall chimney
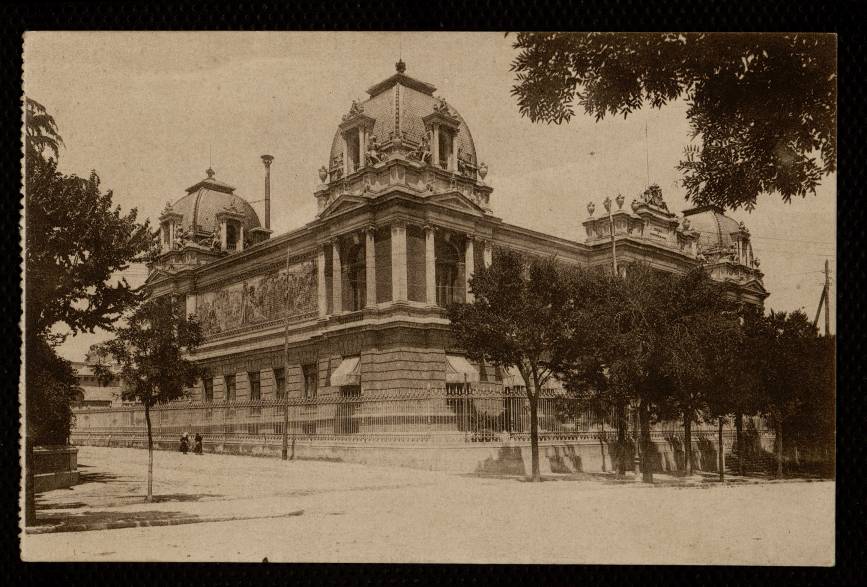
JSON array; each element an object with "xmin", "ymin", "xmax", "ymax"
[{"xmin": 261, "ymin": 154, "xmax": 274, "ymax": 230}]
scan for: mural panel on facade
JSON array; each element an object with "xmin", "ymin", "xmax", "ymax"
[{"xmin": 197, "ymin": 259, "xmax": 317, "ymax": 336}]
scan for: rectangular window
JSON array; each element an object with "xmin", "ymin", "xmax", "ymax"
[
  {"xmin": 302, "ymin": 363, "xmax": 318, "ymax": 400},
  {"xmin": 274, "ymin": 367, "xmax": 286, "ymax": 400},
  {"xmin": 224, "ymin": 374, "xmax": 236, "ymax": 403},
  {"xmin": 248, "ymin": 371, "xmax": 261, "ymax": 401},
  {"xmin": 203, "ymin": 375, "xmax": 214, "ymax": 403}
]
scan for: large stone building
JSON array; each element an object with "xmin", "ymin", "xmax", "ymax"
[{"xmin": 144, "ymin": 60, "xmax": 768, "ymax": 407}]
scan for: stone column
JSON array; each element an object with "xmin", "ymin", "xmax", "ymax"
[
  {"xmin": 431, "ymin": 126, "xmax": 440, "ymax": 167},
  {"xmin": 332, "ymin": 239, "xmax": 342, "ymax": 314},
  {"xmin": 220, "ymin": 220, "xmax": 227, "ymax": 250},
  {"xmin": 239, "ymin": 225, "xmax": 245, "ymax": 251},
  {"xmin": 425, "ymin": 225, "xmax": 436, "ymax": 305},
  {"xmin": 391, "ymin": 222, "xmax": 407, "ymax": 302},
  {"xmin": 365, "ymin": 226, "xmax": 377, "ymax": 308},
  {"xmin": 317, "ymin": 244, "xmax": 328, "ymax": 317},
  {"xmin": 169, "ymin": 221, "xmax": 176, "ymax": 249},
  {"xmin": 464, "ymin": 235, "xmax": 475, "ymax": 303},
  {"xmin": 482, "ymin": 238, "xmax": 493, "ymax": 268}
]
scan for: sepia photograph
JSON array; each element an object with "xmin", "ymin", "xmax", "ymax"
[{"xmin": 20, "ymin": 31, "xmax": 836, "ymax": 565}]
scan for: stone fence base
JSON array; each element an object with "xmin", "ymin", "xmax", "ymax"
[
  {"xmin": 71, "ymin": 431, "xmax": 777, "ymax": 476},
  {"xmin": 32, "ymin": 445, "xmax": 79, "ymax": 492}
]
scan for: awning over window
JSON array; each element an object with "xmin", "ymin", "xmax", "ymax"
[
  {"xmin": 330, "ymin": 356, "xmax": 360, "ymax": 387},
  {"xmin": 445, "ymin": 354, "xmax": 480, "ymax": 384},
  {"xmin": 502, "ymin": 365, "xmax": 524, "ymax": 388},
  {"xmin": 502, "ymin": 365, "xmax": 565, "ymax": 391}
]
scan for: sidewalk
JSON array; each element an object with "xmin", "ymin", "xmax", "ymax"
[
  {"xmin": 27, "ymin": 446, "xmax": 447, "ymax": 534},
  {"xmin": 23, "ymin": 446, "xmax": 835, "ymax": 564}
]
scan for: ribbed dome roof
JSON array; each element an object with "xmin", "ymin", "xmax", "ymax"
[
  {"xmin": 329, "ymin": 63, "xmax": 478, "ymax": 168},
  {"xmin": 171, "ymin": 168, "xmax": 260, "ymax": 235},
  {"xmin": 682, "ymin": 205, "xmax": 743, "ymax": 252}
]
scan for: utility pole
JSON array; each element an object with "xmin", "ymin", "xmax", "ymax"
[
  {"xmin": 813, "ymin": 259, "xmax": 832, "ymax": 336},
  {"xmin": 280, "ymin": 245, "xmax": 292, "ymax": 460}
]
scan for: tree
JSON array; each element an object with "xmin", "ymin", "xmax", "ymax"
[
  {"xmin": 749, "ymin": 310, "xmax": 820, "ymax": 477},
  {"xmin": 448, "ymin": 249, "xmax": 579, "ymax": 482},
  {"xmin": 26, "ymin": 338, "xmax": 80, "ymax": 446},
  {"xmin": 659, "ymin": 268, "xmax": 739, "ymax": 477},
  {"xmin": 94, "ymin": 296, "xmax": 204, "ymax": 501},
  {"xmin": 25, "ymin": 97, "xmax": 155, "ymax": 342},
  {"xmin": 510, "ymin": 33, "xmax": 836, "ymax": 211},
  {"xmin": 24, "ymin": 97, "xmax": 155, "ymax": 445},
  {"xmin": 578, "ymin": 263, "xmax": 678, "ymax": 483}
]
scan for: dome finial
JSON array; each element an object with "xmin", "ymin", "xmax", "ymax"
[
  {"xmin": 395, "ymin": 58, "xmax": 406, "ymax": 74},
  {"xmin": 206, "ymin": 167, "xmax": 215, "ymax": 179}
]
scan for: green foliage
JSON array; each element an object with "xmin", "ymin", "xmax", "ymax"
[
  {"xmin": 26, "ymin": 338, "xmax": 78, "ymax": 445},
  {"xmin": 24, "ymin": 97, "xmax": 154, "ymax": 444},
  {"xmin": 94, "ymin": 296, "xmax": 204, "ymax": 408},
  {"xmin": 510, "ymin": 33, "xmax": 836, "ymax": 210},
  {"xmin": 24, "ymin": 97, "xmax": 156, "ymax": 341},
  {"xmin": 448, "ymin": 249, "xmax": 580, "ymax": 393}
]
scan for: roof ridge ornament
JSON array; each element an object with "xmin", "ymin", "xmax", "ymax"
[
  {"xmin": 342, "ymin": 99, "xmax": 365, "ymax": 121},
  {"xmin": 395, "ymin": 58, "xmax": 406, "ymax": 74},
  {"xmin": 639, "ymin": 183, "xmax": 669, "ymax": 212},
  {"xmin": 206, "ymin": 167, "xmax": 215, "ymax": 179}
]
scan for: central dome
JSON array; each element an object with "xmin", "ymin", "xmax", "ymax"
[
  {"xmin": 328, "ymin": 62, "xmax": 478, "ymax": 169},
  {"xmin": 171, "ymin": 168, "xmax": 260, "ymax": 236}
]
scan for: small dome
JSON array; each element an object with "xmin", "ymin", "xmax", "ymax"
[
  {"xmin": 682, "ymin": 205, "xmax": 743, "ymax": 252},
  {"xmin": 328, "ymin": 63, "xmax": 478, "ymax": 169},
  {"xmin": 170, "ymin": 169, "xmax": 260, "ymax": 235}
]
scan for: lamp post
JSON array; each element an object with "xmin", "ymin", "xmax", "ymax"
[
  {"xmin": 603, "ymin": 196, "xmax": 618, "ymax": 276},
  {"xmin": 280, "ymin": 245, "xmax": 292, "ymax": 460}
]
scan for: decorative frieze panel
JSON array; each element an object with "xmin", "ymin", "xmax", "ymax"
[{"xmin": 196, "ymin": 257, "xmax": 317, "ymax": 337}]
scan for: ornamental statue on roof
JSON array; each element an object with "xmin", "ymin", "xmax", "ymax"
[
  {"xmin": 639, "ymin": 183, "xmax": 669, "ymax": 212},
  {"xmin": 433, "ymin": 96, "xmax": 453, "ymax": 116},
  {"xmin": 342, "ymin": 99, "xmax": 365, "ymax": 121},
  {"xmin": 365, "ymin": 135, "xmax": 384, "ymax": 167},
  {"xmin": 408, "ymin": 130, "xmax": 433, "ymax": 164}
]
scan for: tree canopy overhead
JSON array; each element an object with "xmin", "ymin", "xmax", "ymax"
[
  {"xmin": 25, "ymin": 97, "xmax": 155, "ymax": 342},
  {"xmin": 510, "ymin": 33, "xmax": 836, "ymax": 211}
]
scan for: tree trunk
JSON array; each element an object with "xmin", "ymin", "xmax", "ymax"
[
  {"xmin": 718, "ymin": 416, "xmax": 725, "ymax": 482},
  {"xmin": 639, "ymin": 398, "xmax": 653, "ymax": 483},
  {"xmin": 683, "ymin": 409, "xmax": 693, "ymax": 476},
  {"xmin": 599, "ymin": 416, "xmax": 606, "ymax": 473},
  {"xmin": 145, "ymin": 404, "xmax": 154, "ymax": 502},
  {"xmin": 735, "ymin": 413, "xmax": 745, "ymax": 476},
  {"xmin": 528, "ymin": 391, "xmax": 541, "ymax": 482},
  {"xmin": 615, "ymin": 403, "xmax": 627, "ymax": 476},
  {"xmin": 775, "ymin": 413, "xmax": 784, "ymax": 478}
]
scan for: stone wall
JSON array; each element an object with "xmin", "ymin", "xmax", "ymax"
[{"xmin": 31, "ymin": 445, "xmax": 79, "ymax": 492}]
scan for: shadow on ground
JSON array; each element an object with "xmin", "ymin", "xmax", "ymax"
[{"xmin": 33, "ymin": 509, "xmax": 194, "ymax": 531}]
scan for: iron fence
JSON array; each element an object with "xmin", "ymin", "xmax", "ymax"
[{"xmin": 70, "ymin": 385, "xmax": 767, "ymax": 447}]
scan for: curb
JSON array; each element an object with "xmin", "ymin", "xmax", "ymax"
[{"xmin": 27, "ymin": 509, "xmax": 304, "ymax": 535}]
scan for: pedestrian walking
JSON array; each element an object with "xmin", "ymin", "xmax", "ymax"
[{"xmin": 194, "ymin": 433, "xmax": 203, "ymax": 454}]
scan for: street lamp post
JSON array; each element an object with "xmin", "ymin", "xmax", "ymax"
[{"xmin": 603, "ymin": 196, "xmax": 618, "ymax": 276}]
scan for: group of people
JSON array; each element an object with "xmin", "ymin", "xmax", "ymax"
[{"xmin": 178, "ymin": 432, "xmax": 203, "ymax": 455}]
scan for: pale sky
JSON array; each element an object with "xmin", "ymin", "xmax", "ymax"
[{"xmin": 23, "ymin": 32, "xmax": 836, "ymax": 361}]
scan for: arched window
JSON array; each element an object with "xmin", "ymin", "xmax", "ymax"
[
  {"xmin": 226, "ymin": 223, "xmax": 238, "ymax": 251},
  {"xmin": 345, "ymin": 243, "xmax": 366, "ymax": 311},
  {"xmin": 435, "ymin": 238, "xmax": 461, "ymax": 306}
]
